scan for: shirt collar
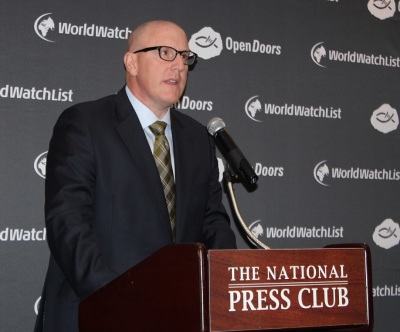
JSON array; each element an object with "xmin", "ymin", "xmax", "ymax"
[{"xmin": 125, "ymin": 86, "xmax": 171, "ymax": 129}]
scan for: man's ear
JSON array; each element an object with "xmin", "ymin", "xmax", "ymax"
[{"xmin": 124, "ymin": 52, "xmax": 137, "ymax": 76}]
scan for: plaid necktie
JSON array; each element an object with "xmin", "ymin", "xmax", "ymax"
[{"xmin": 149, "ymin": 121, "xmax": 176, "ymax": 238}]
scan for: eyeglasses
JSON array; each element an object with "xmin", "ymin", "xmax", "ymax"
[{"xmin": 133, "ymin": 46, "xmax": 197, "ymax": 65}]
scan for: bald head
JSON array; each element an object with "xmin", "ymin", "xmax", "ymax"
[
  {"xmin": 127, "ymin": 20, "xmax": 188, "ymax": 52},
  {"xmin": 123, "ymin": 20, "xmax": 190, "ymax": 117}
]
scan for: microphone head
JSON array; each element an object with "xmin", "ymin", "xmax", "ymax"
[{"xmin": 207, "ymin": 117, "xmax": 225, "ymax": 136}]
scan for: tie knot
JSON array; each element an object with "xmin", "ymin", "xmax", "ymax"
[{"xmin": 149, "ymin": 121, "xmax": 167, "ymax": 137}]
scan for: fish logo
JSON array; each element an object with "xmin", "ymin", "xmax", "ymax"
[
  {"xmin": 367, "ymin": 0, "xmax": 396, "ymax": 20},
  {"xmin": 371, "ymin": 104, "xmax": 399, "ymax": 134},
  {"xmin": 373, "ymin": 218, "xmax": 400, "ymax": 249},
  {"xmin": 189, "ymin": 27, "xmax": 223, "ymax": 60}
]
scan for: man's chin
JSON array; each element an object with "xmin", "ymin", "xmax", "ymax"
[{"xmin": 163, "ymin": 95, "xmax": 183, "ymax": 107}]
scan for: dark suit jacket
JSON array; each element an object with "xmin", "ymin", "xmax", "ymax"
[{"xmin": 34, "ymin": 88, "xmax": 236, "ymax": 332}]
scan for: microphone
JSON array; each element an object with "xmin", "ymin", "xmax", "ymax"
[{"xmin": 207, "ymin": 117, "xmax": 258, "ymax": 185}]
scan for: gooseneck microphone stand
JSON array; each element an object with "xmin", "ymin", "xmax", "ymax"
[{"xmin": 223, "ymin": 170, "xmax": 270, "ymax": 250}]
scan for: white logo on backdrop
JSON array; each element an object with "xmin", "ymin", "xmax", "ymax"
[
  {"xmin": 249, "ymin": 220, "xmax": 344, "ymax": 240},
  {"xmin": 34, "ymin": 13, "xmax": 55, "ymax": 42},
  {"xmin": 367, "ymin": 0, "xmax": 396, "ymax": 20},
  {"xmin": 245, "ymin": 95, "xmax": 263, "ymax": 122},
  {"xmin": 314, "ymin": 160, "xmax": 330, "ymax": 186},
  {"xmin": 311, "ymin": 41, "xmax": 400, "ymax": 68},
  {"xmin": 311, "ymin": 42, "xmax": 327, "ymax": 68},
  {"xmin": 217, "ymin": 157, "xmax": 225, "ymax": 182},
  {"xmin": 34, "ymin": 151, "xmax": 48, "ymax": 178},
  {"xmin": 34, "ymin": 13, "xmax": 131, "ymax": 42},
  {"xmin": 373, "ymin": 218, "xmax": 400, "ymax": 249},
  {"xmin": 314, "ymin": 160, "xmax": 400, "ymax": 185},
  {"xmin": 254, "ymin": 163, "xmax": 284, "ymax": 177},
  {"xmin": 248, "ymin": 220, "xmax": 265, "ymax": 247},
  {"xmin": 370, "ymin": 103, "xmax": 399, "ymax": 133},
  {"xmin": 34, "ymin": 296, "xmax": 41, "ymax": 315},
  {"xmin": 0, "ymin": 84, "xmax": 73, "ymax": 102},
  {"xmin": 189, "ymin": 27, "xmax": 223, "ymax": 60},
  {"xmin": 249, "ymin": 220, "xmax": 264, "ymax": 239},
  {"xmin": 174, "ymin": 95, "xmax": 213, "ymax": 111},
  {"xmin": 245, "ymin": 96, "xmax": 342, "ymax": 121}
]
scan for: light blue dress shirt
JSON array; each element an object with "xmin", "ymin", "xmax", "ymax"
[{"xmin": 125, "ymin": 86, "xmax": 175, "ymax": 177}]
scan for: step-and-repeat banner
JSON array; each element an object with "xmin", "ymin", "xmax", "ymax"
[{"xmin": 1, "ymin": 1, "xmax": 399, "ymax": 331}]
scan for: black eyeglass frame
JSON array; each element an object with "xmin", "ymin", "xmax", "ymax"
[{"xmin": 133, "ymin": 46, "xmax": 197, "ymax": 65}]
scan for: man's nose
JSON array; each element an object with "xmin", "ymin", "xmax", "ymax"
[{"xmin": 171, "ymin": 54, "xmax": 186, "ymax": 71}]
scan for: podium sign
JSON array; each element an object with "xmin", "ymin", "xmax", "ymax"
[
  {"xmin": 79, "ymin": 243, "xmax": 372, "ymax": 332},
  {"xmin": 208, "ymin": 245, "xmax": 373, "ymax": 331}
]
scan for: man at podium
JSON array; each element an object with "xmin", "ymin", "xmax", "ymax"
[{"xmin": 34, "ymin": 20, "xmax": 236, "ymax": 332}]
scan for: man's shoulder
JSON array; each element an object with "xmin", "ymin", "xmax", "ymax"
[
  {"xmin": 59, "ymin": 89, "xmax": 126, "ymax": 121},
  {"xmin": 73, "ymin": 91, "xmax": 120, "ymax": 112},
  {"xmin": 172, "ymin": 108, "xmax": 207, "ymax": 133}
]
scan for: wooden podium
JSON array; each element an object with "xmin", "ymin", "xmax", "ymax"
[{"xmin": 79, "ymin": 243, "xmax": 373, "ymax": 331}]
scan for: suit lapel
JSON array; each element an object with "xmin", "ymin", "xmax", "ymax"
[
  {"xmin": 113, "ymin": 89, "xmax": 172, "ymax": 238},
  {"xmin": 170, "ymin": 110, "xmax": 195, "ymax": 239}
]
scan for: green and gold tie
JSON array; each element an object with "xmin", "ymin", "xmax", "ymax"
[{"xmin": 149, "ymin": 121, "xmax": 176, "ymax": 238}]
